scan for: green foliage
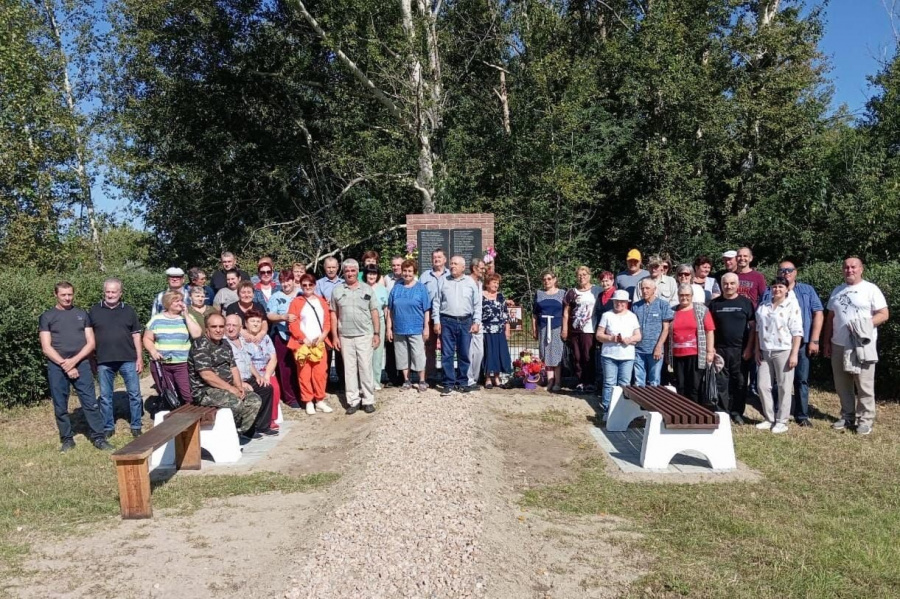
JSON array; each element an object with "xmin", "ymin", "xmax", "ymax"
[{"xmin": 0, "ymin": 268, "xmax": 160, "ymax": 409}]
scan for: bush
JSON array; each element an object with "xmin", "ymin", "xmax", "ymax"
[{"xmin": 0, "ymin": 268, "xmax": 161, "ymax": 410}]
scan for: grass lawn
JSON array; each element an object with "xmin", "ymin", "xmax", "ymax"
[
  {"xmin": 523, "ymin": 390, "xmax": 900, "ymax": 598},
  {"xmin": 0, "ymin": 401, "xmax": 338, "ymax": 580}
]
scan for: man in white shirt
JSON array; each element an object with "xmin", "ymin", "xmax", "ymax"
[{"xmin": 822, "ymin": 256, "xmax": 889, "ymax": 435}]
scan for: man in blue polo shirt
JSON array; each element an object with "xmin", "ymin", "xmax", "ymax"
[
  {"xmin": 630, "ymin": 278, "xmax": 673, "ymax": 386},
  {"xmin": 762, "ymin": 261, "xmax": 824, "ymax": 427},
  {"xmin": 89, "ymin": 278, "xmax": 145, "ymax": 438}
]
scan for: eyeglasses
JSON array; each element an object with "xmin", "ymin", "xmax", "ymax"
[
  {"xmin": 542, "ymin": 276, "xmax": 554, "ymax": 281},
  {"xmin": 661, "ymin": 265, "xmax": 670, "ymax": 271},
  {"xmin": 300, "ymin": 283, "xmax": 315, "ymax": 288},
  {"xmin": 259, "ymin": 269, "xmax": 272, "ymax": 274},
  {"xmin": 677, "ymin": 272, "xmax": 692, "ymax": 277},
  {"xmin": 778, "ymin": 268, "xmax": 795, "ymax": 274}
]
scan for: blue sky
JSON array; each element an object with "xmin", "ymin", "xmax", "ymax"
[
  {"xmin": 95, "ymin": 0, "xmax": 898, "ymax": 217},
  {"xmin": 821, "ymin": 0, "xmax": 897, "ymax": 115}
]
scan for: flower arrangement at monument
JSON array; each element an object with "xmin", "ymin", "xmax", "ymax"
[
  {"xmin": 405, "ymin": 241, "xmax": 418, "ymax": 261},
  {"xmin": 513, "ymin": 350, "xmax": 544, "ymax": 390},
  {"xmin": 483, "ymin": 246, "xmax": 497, "ymax": 265}
]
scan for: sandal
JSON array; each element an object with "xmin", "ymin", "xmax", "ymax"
[{"xmin": 484, "ymin": 382, "xmax": 494, "ymax": 390}]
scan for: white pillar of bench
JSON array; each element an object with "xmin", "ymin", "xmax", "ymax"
[
  {"xmin": 149, "ymin": 408, "xmax": 242, "ymax": 470},
  {"xmin": 606, "ymin": 386, "xmax": 649, "ymax": 432},
  {"xmin": 640, "ymin": 411, "xmax": 737, "ymax": 471}
]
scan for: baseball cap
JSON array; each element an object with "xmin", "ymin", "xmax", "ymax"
[
  {"xmin": 611, "ymin": 290, "xmax": 630, "ymax": 302},
  {"xmin": 721, "ymin": 250, "xmax": 737, "ymax": 259},
  {"xmin": 626, "ymin": 249, "xmax": 642, "ymax": 261}
]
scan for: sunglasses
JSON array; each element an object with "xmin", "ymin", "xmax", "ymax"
[
  {"xmin": 677, "ymin": 272, "xmax": 692, "ymax": 277},
  {"xmin": 300, "ymin": 283, "xmax": 315, "ymax": 288},
  {"xmin": 259, "ymin": 269, "xmax": 273, "ymax": 274},
  {"xmin": 778, "ymin": 268, "xmax": 796, "ymax": 274}
]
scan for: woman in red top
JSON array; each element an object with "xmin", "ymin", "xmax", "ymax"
[{"xmin": 671, "ymin": 283, "xmax": 716, "ymax": 403}]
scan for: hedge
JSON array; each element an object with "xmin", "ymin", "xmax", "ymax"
[
  {"xmin": 0, "ymin": 268, "xmax": 161, "ymax": 409},
  {"xmin": 1, "ymin": 261, "xmax": 898, "ymax": 410}
]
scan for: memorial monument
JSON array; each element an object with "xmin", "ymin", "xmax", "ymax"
[{"xmin": 406, "ymin": 213, "xmax": 495, "ymax": 274}]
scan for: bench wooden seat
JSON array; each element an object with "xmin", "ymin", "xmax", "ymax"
[
  {"xmin": 606, "ymin": 385, "xmax": 736, "ymax": 470},
  {"xmin": 164, "ymin": 403, "xmax": 218, "ymax": 427},
  {"xmin": 111, "ymin": 408, "xmax": 210, "ymax": 519},
  {"xmin": 622, "ymin": 386, "xmax": 719, "ymax": 429}
]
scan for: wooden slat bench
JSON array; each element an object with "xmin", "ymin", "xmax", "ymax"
[
  {"xmin": 606, "ymin": 385, "xmax": 736, "ymax": 470},
  {"xmin": 111, "ymin": 405, "xmax": 216, "ymax": 519}
]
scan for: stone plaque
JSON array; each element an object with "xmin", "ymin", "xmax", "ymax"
[
  {"xmin": 450, "ymin": 228, "xmax": 482, "ymax": 271},
  {"xmin": 417, "ymin": 228, "xmax": 450, "ymax": 274}
]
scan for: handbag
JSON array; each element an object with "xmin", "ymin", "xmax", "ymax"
[
  {"xmin": 701, "ymin": 366, "xmax": 720, "ymax": 410},
  {"xmin": 153, "ymin": 359, "xmax": 183, "ymax": 410}
]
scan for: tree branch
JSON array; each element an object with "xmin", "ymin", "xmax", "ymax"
[
  {"xmin": 286, "ymin": 0, "xmax": 404, "ymax": 122},
  {"xmin": 306, "ymin": 224, "xmax": 408, "ymax": 270}
]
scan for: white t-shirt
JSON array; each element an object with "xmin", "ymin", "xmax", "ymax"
[
  {"xmin": 827, "ymin": 280, "xmax": 888, "ymax": 347},
  {"xmin": 598, "ymin": 310, "xmax": 640, "ymax": 360},
  {"xmin": 571, "ymin": 288, "xmax": 597, "ymax": 334},
  {"xmin": 300, "ymin": 298, "xmax": 326, "ymax": 341}
]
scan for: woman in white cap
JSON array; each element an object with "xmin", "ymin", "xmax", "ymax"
[{"xmin": 595, "ymin": 289, "xmax": 641, "ymax": 416}]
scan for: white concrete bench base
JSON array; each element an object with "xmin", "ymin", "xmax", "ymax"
[
  {"xmin": 150, "ymin": 408, "xmax": 242, "ymax": 469},
  {"xmin": 606, "ymin": 385, "xmax": 737, "ymax": 471}
]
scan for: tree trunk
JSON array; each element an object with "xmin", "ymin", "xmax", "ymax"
[{"xmin": 39, "ymin": 0, "xmax": 105, "ymax": 271}]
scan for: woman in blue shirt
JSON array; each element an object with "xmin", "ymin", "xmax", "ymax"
[
  {"xmin": 532, "ymin": 270, "xmax": 566, "ymax": 390},
  {"xmin": 386, "ymin": 260, "xmax": 431, "ymax": 392}
]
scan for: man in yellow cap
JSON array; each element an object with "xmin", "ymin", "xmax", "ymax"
[{"xmin": 615, "ymin": 249, "xmax": 649, "ymax": 300}]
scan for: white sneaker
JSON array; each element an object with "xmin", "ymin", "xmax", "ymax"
[
  {"xmin": 755, "ymin": 421, "xmax": 772, "ymax": 430},
  {"xmin": 771, "ymin": 423, "xmax": 788, "ymax": 434},
  {"xmin": 316, "ymin": 401, "xmax": 333, "ymax": 413},
  {"xmin": 306, "ymin": 402, "xmax": 316, "ymax": 415}
]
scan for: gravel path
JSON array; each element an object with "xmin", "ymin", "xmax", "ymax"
[{"xmin": 285, "ymin": 391, "xmax": 487, "ymax": 598}]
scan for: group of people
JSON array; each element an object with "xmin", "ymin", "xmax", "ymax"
[
  {"xmin": 39, "ymin": 246, "xmax": 888, "ymax": 453},
  {"xmin": 531, "ymin": 249, "xmax": 888, "ymax": 436}
]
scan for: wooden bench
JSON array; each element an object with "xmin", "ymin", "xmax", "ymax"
[
  {"xmin": 606, "ymin": 385, "xmax": 736, "ymax": 470},
  {"xmin": 111, "ymin": 405, "xmax": 216, "ymax": 519}
]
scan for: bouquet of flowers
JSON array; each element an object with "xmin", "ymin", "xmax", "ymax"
[{"xmin": 513, "ymin": 350, "xmax": 544, "ymax": 389}]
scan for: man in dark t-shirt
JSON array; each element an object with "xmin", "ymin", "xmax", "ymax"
[
  {"xmin": 89, "ymin": 278, "xmax": 144, "ymax": 438},
  {"xmin": 210, "ymin": 251, "xmax": 251, "ymax": 293},
  {"xmin": 709, "ymin": 272, "xmax": 756, "ymax": 423},
  {"xmin": 39, "ymin": 282, "xmax": 110, "ymax": 452}
]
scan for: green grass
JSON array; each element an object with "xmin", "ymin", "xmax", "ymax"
[
  {"xmin": 522, "ymin": 390, "xmax": 900, "ymax": 598},
  {"xmin": 0, "ymin": 402, "xmax": 338, "ymax": 579}
]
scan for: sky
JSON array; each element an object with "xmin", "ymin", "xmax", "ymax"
[
  {"xmin": 94, "ymin": 0, "xmax": 898, "ymax": 218},
  {"xmin": 820, "ymin": 0, "xmax": 897, "ymax": 116}
]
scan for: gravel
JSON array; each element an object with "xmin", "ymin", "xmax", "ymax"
[{"xmin": 285, "ymin": 391, "xmax": 487, "ymax": 598}]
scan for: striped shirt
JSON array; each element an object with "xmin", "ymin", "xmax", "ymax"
[{"xmin": 145, "ymin": 314, "xmax": 191, "ymax": 363}]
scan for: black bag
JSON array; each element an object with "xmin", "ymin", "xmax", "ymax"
[
  {"xmin": 701, "ymin": 366, "xmax": 720, "ymax": 410},
  {"xmin": 153, "ymin": 360, "xmax": 182, "ymax": 410}
]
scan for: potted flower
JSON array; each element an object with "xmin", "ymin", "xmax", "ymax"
[{"xmin": 513, "ymin": 350, "xmax": 545, "ymax": 390}]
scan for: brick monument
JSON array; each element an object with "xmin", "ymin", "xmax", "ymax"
[{"xmin": 406, "ymin": 213, "xmax": 495, "ymax": 274}]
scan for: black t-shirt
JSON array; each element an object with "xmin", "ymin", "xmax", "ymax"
[
  {"xmin": 210, "ymin": 268, "xmax": 251, "ymax": 292},
  {"xmin": 39, "ymin": 306, "xmax": 91, "ymax": 359},
  {"xmin": 88, "ymin": 302, "xmax": 141, "ymax": 363},
  {"xmin": 224, "ymin": 301, "xmax": 268, "ymax": 326},
  {"xmin": 708, "ymin": 295, "xmax": 755, "ymax": 349}
]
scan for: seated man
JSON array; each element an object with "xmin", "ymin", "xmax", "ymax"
[
  {"xmin": 187, "ymin": 313, "xmax": 263, "ymax": 441},
  {"xmin": 223, "ymin": 313, "xmax": 276, "ymax": 435}
]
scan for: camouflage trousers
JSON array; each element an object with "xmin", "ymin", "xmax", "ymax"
[{"xmin": 197, "ymin": 389, "xmax": 262, "ymax": 434}]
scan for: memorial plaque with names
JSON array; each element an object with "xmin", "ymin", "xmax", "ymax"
[
  {"xmin": 450, "ymin": 228, "xmax": 482, "ymax": 271},
  {"xmin": 417, "ymin": 229, "xmax": 450, "ymax": 274}
]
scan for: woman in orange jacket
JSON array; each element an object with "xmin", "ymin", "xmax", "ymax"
[{"xmin": 288, "ymin": 273, "xmax": 333, "ymax": 415}]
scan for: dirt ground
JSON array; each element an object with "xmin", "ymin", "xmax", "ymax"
[{"xmin": 5, "ymin": 387, "xmax": 646, "ymax": 599}]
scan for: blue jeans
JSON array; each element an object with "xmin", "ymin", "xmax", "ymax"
[
  {"xmin": 792, "ymin": 343, "xmax": 811, "ymax": 421},
  {"xmin": 601, "ymin": 356, "xmax": 634, "ymax": 412},
  {"xmin": 47, "ymin": 360, "xmax": 105, "ymax": 442},
  {"xmin": 441, "ymin": 316, "xmax": 472, "ymax": 388},
  {"xmin": 97, "ymin": 361, "xmax": 144, "ymax": 431},
  {"xmin": 633, "ymin": 351, "xmax": 662, "ymax": 387}
]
